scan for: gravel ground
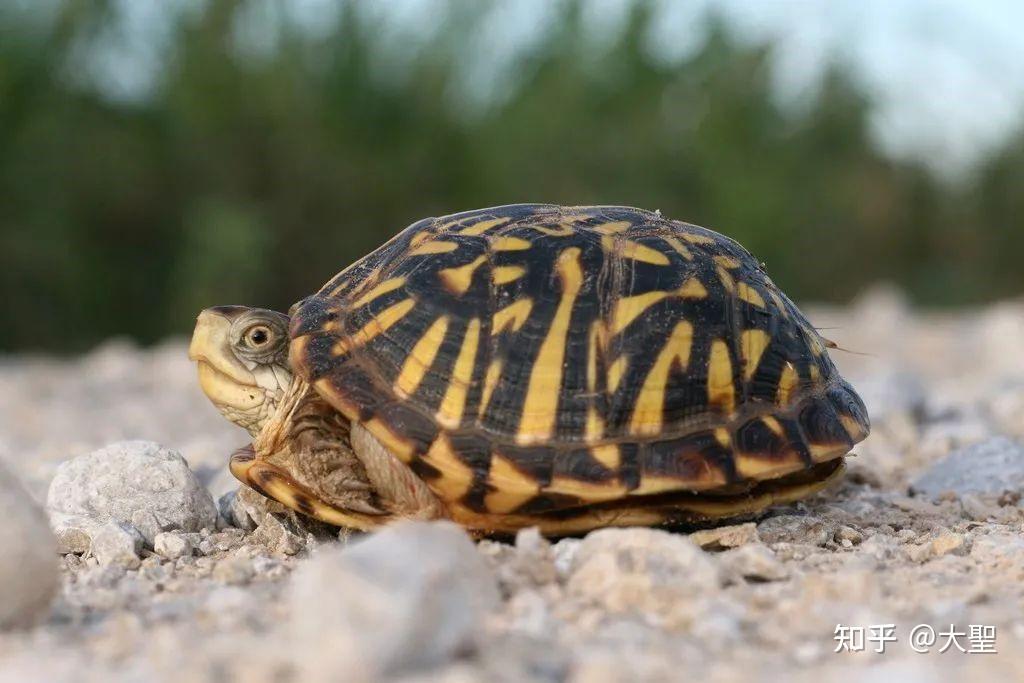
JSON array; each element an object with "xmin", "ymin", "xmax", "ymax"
[{"xmin": 2, "ymin": 287, "xmax": 1024, "ymax": 682}]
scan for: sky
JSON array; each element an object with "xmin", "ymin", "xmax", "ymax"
[{"xmin": 42, "ymin": 0, "xmax": 1024, "ymax": 178}]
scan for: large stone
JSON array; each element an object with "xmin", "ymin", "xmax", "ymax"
[
  {"xmin": 46, "ymin": 441, "xmax": 218, "ymax": 547},
  {"xmin": 911, "ymin": 437, "xmax": 1024, "ymax": 499},
  {"xmin": 288, "ymin": 521, "xmax": 499, "ymax": 678},
  {"xmin": 0, "ymin": 461, "xmax": 59, "ymax": 628}
]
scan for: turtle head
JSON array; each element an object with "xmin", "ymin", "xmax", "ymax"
[{"xmin": 189, "ymin": 306, "xmax": 293, "ymax": 437}]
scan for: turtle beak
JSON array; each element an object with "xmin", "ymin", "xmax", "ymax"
[{"xmin": 189, "ymin": 308, "xmax": 258, "ymax": 387}]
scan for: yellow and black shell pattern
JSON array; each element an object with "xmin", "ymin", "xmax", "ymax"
[{"xmin": 290, "ymin": 204, "xmax": 869, "ymax": 518}]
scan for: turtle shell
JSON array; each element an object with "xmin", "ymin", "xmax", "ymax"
[{"xmin": 289, "ymin": 204, "xmax": 869, "ymax": 517}]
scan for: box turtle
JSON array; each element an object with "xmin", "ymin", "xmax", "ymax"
[{"xmin": 189, "ymin": 204, "xmax": 869, "ymax": 535}]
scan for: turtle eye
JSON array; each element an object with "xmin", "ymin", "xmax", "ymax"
[{"xmin": 244, "ymin": 325, "xmax": 273, "ymax": 348}]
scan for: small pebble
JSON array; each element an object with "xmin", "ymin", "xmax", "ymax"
[
  {"xmin": 154, "ymin": 532, "xmax": 193, "ymax": 560},
  {"xmin": 835, "ymin": 526, "xmax": 864, "ymax": 545},
  {"xmin": 90, "ymin": 522, "xmax": 143, "ymax": 569},
  {"xmin": 930, "ymin": 532, "xmax": 967, "ymax": 557},
  {"xmin": 718, "ymin": 544, "xmax": 789, "ymax": 582},
  {"xmin": 213, "ymin": 556, "xmax": 255, "ymax": 585},
  {"xmin": 960, "ymin": 494, "xmax": 1001, "ymax": 522},
  {"xmin": 253, "ymin": 514, "xmax": 305, "ymax": 556},
  {"xmin": 689, "ymin": 523, "xmax": 759, "ymax": 550}
]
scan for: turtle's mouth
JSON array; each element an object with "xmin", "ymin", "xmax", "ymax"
[{"xmin": 195, "ymin": 360, "xmax": 265, "ymax": 412}]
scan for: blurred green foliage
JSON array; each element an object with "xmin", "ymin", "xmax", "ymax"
[{"xmin": 1, "ymin": 1, "xmax": 1023, "ymax": 352}]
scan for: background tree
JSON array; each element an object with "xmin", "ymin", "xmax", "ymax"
[{"xmin": 0, "ymin": 0, "xmax": 1021, "ymax": 351}]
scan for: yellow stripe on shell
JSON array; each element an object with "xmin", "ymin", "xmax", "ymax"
[
  {"xmin": 633, "ymin": 474, "xmax": 711, "ymax": 496},
  {"xmin": 629, "ymin": 321, "xmax": 693, "ymax": 436},
  {"xmin": 516, "ymin": 247, "xmax": 583, "ymax": 445},
  {"xmin": 492, "ymin": 265, "xmax": 526, "ymax": 285},
  {"xmin": 458, "ymin": 217, "xmax": 511, "ymax": 236},
  {"xmin": 419, "ymin": 434, "xmax": 473, "ymax": 500},
  {"xmin": 661, "ymin": 236, "xmax": 693, "ymax": 260},
  {"xmin": 530, "ymin": 225, "xmax": 575, "ymax": 236},
  {"xmin": 585, "ymin": 407, "xmax": 604, "ymax": 443},
  {"xmin": 777, "ymin": 362, "xmax": 799, "ymax": 405},
  {"xmin": 740, "ymin": 329, "xmax": 770, "ymax": 380},
  {"xmin": 611, "ymin": 291, "xmax": 668, "ymax": 335},
  {"xmin": 438, "ymin": 255, "xmax": 487, "ymax": 296},
  {"xmin": 478, "ymin": 359, "xmax": 502, "ymax": 418},
  {"xmin": 484, "ymin": 453, "xmax": 540, "ymax": 513},
  {"xmin": 707, "ymin": 339, "xmax": 736, "ymax": 414},
  {"xmin": 681, "ymin": 232, "xmax": 717, "ymax": 245},
  {"xmin": 332, "ymin": 298, "xmax": 415, "ymax": 356},
  {"xmin": 591, "ymin": 444, "xmax": 620, "ymax": 470},
  {"xmin": 409, "ymin": 240, "xmax": 459, "ymax": 256},
  {"xmin": 726, "ymin": 415, "xmax": 799, "ymax": 477},
  {"xmin": 492, "ymin": 298, "xmax": 533, "ymax": 335},
  {"xmin": 808, "ymin": 442, "xmax": 851, "ymax": 462},
  {"xmin": 677, "ymin": 276, "xmax": 708, "ymax": 299},
  {"xmin": 840, "ymin": 414, "xmax": 868, "ymax": 442},
  {"xmin": 607, "ymin": 356, "xmax": 628, "ymax": 393},
  {"xmin": 586, "ymin": 322, "xmax": 608, "ymax": 442},
  {"xmin": 394, "ymin": 315, "xmax": 449, "ymax": 398},
  {"xmin": 737, "ymin": 282, "xmax": 766, "ymax": 308},
  {"xmin": 327, "ymin": 277, "xmax": 352, "ymax": 298},
  {"xmin": 586, "ymin": 322, "xmax": 607, "ymax": 392},
  {"xmin": 491, "ymin": 236, "xmax": 532, "ymax": 251},
  {"xmin": 714, "ymin": 254, "xmax": 742, "ymax": 269},
  {"xmin": 436, "ymin": 318, "xmax": 481, "ymax": 428},
  {"xmin": 546, "ymin": 475, "xmax": 627, "ymax": 502},
  {"xmin": 768, "ymin": 289, "xmax": 790, "ymax": 318},
  {"xmin": 762, "ymin": 416, "xmax": 785, "ymax": 436},
  {"xmin": 610, "ymin": 277, "xmax": 707, "ymax": 336},
  {"xmin": 601, "ymin": 235, "xmax": 671, "ymax": 265},
  {"xmin": 592, "ymin": 221, "xmax": 632, "ymax": 235},
  {"xmin": 350, "ymin": 277, "xmax": 407, "ymax": 309},
  {"xmin": 409, "ymin": 231, "xmax": 433, "ymax": 246},
  {"xmin": 733, "ymin": 452, "xmax": 805, "ymax": 479},
  {"xmin": 716, "ymin": 266, "xmax": 736, "ymax": 293}
]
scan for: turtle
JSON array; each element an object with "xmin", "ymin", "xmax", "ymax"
[{"xmin": 189, "ymin": 204, "xmax": 869, "ymax": 536}]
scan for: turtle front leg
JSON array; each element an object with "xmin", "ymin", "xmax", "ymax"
[
  {"xmin": 229, "ymin": 445, "xmax": 387, "ymax": 531},
  {"xmin": 230, "ymin": 381, "xmax": 447, "ymax": 530}
]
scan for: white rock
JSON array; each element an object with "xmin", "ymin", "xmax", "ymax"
[
  {"xmin": 129, "ymin": 509, "xmax": 163, "ymax": 547},
  {"xmin": 212, "ymin": 555, "xmax": 255, "ymax": 585},
  {"xmin": 252, "ymin": 514, "xmax": 305, "ymax": 556},
  {"xmin": 217, "ymin": 489, "xmax": 256, "ymax": 531},
  {"xmin": 911, "ymin": 437, "xmax": 1024, "ymax": 499},
  {"xmin": 288, "ymin": 521, "xmax": 499, "ymax": 678},
  {"xmin": 717, "ymin": 544, "xmax": 789, "ymax": 582},
  {"xmin": 46, "ymin": 441, "xmax": 218, "ymax": 546},
  {"xmin": 567, "ymin": 528, "xmax": 720, "ymax": 622},
  {"xmin": 688, "ymin": 522, "xmax": 759, "ymax": 550},
  {"xmin": 153, "ymin": 531, "xmax": 193, "ymax": 560},
  {"xmin": 90, "ymin": 522, "xmax": 143, "ymax": 569},
  {"xmin": 0, "ymin": 461, "xmax": 59, "ymax": 628},
  {"xmin": 49, "ymin": 512, "xmax": 102, "ymax": 554}
]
